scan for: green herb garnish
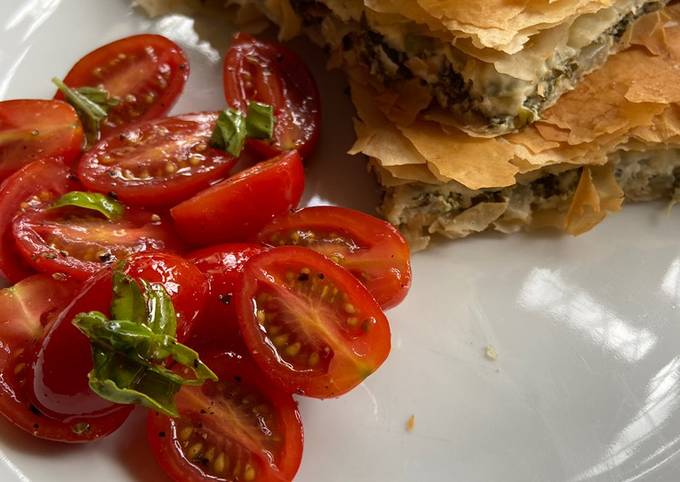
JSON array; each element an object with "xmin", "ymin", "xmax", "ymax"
[
  {"xmin": 210, "ymin": 101, "xmax": 275, "ymax": 157},
  {"xmin": 72, "ymin": 270, "xmax": 217, "ymax": 417},
  {"xmin": 51, "ymin": 191, "xmax": 124, "ymax": 221},
  {"xmin": 52, "ymin": 77, "xmax": 119, "ymax": 147}
]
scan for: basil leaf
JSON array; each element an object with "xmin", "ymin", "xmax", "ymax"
[
  {"xmin": 111, "ymin": 271, "xmax": 147, "ymax": 323},
  {"xmin": 246, "ymin": 101, "xmax": 274, "ymax": 140},
  {"xmin": 88, "ymin": 348, "xmax": 181, "ymax": 417},
  {"xmin": 210, "ymin": 109, "xmax": 247, "ymax": 157},
  {"xmin": 51, "ymin": 191, "xmax": 124, "ymax": 221},
  {"xmin": 140, "ymin": 280, "xmax": 176, "ymax": 336},
  {"xmin": 52, "ymin": 77, "xmax": 119, "ymax": 147}
]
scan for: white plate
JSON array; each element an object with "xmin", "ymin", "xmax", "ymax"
[{"xmin": 2, "ymin": 1, "xmax": 680, "ymax": 481}]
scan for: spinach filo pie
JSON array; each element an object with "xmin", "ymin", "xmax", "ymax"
[
  {"xmin": 251, "ymin": 0, "xmax": 669, "ymax": 135},
  {"xmin": 349, "ymin": 5, "xmax": 680, "ymax": 249}
]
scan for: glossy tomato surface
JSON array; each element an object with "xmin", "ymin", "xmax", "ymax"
[
  {"xmin": 147, "ymin": 352, "xmax": 303, "ymax": 482},
  {"xmin": 171, "ymin": 151, "xmax": 304, "ymax": 246},
  {"xmin": 0, "ymin": 158, "xmax": 78, "ymax": 282},
  {"xmin": 188, "ymin": 243, "xmax": 268, "ymax": 350},
  {"xmin": 77, "ymin": 113, "xmax": 237, "ymax": 207},
  {"xmin": 236, "ymin": 247, "xmax": 391, "ymax": 398},
  {"xmin": 0, "ymin": 275, "xmax": 132, "ymax": 442},
  {"xmin": 56, "ymin": 34, "xmax": 188, "ymax": 138},
  {"xmin": 224, "ymin": 33, "xmax": 320, "ymax": 158},
  {"xmin": 257, "ymin": 206, "xmax": 411, "ymax": 309},
  {"xmin": 31, "ymin": 253, "xmax": 208, "ymax": 423},
  {"xmin": 13, "ymin": 205, "xmax": 181, "ymax": 281},
  {"xmin": 0, "ymin": 99, "xmax": 83, "ymax": 181}
]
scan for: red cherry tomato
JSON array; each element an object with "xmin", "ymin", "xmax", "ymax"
[
  {"xmin": 171, "ymin": 151, "xmax": 304, "ymax": 246},
  {"xmin": 31, "ymin": 253, "xmax": 208, "ymax": 423},
  {"xmin": 223, "ymin": 33, "xmax": 321, "ymax": 158},
  {"xmin": 0, "ymin": 275, "xmax": 130, "ymax": 442},
  {"xmin": 13, "ymin": 204, "xmax": 182, "ymax": 281},
  {"xmin": 56, "ymin": 34, "xmax": 189, "ymax": 138},
  {"xmin": 0, "ymin": 158, "xmax": 77, "ymax": 282},
  {"xmin": 257, "ymin": 206, "xmax": 411, "ymax": 309},
  {"xmin": 147, "ymin": 352, "xmax": 303, "ymax": 482},
  {"xmin": 236, "ymin": 247, "xmax": 391, "ymax": 398},
  {"xmin": 76, "ymin": 113, "xmax": 237, "ymax": 207},
  {"xmin": 0, "ymin": 100, "xmax": 83, "ymax": 181},
  {"xmin": 188, "ymin": 243, "xmax": 268, "ymax": 350}
]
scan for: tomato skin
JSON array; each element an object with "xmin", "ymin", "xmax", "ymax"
[
  {"xmin": 224, "ymin": 33, "xmax": 321, "ymax": 158},
  {"xmin": 31, "ymin": 253, "xmax": 208, "ymax": 423},
  {"xmin": 147, "ymin": 351, "xmax": 303, "ymax": 482},
  {"xmin": 236, "ymin": 247, "xmax": 391, "ymax": 398},
  {"xmin": 171, "ymin": 151, "xmax": 305, "ymax": 247},
  {"xmin": 257, "ymin": 206, "xmax": 412, "ymax": 309},
  {"xmin": 77, "ymin": 112, "xmax": 237, "ymax": 207},
  {"xmin": 12, "ymin": 206, "xmax": 182, "ymax": 282},
  {"xmin": 187, "ymin": 243, "xmax": 268, "ymax": 350},
  {"xmin": 0, "ymin": 275, "xmax": 127, "ymax": 442},
  {"xmin": 56, "ymin": 34, "xmax": 189, "ymax": 137},
  {"xmin": 0, "ymin": 158, "xmax": 78, "ymax": 283},
  {"xmin": 0, "ymin": 100, "xmax": 83, "ymax": 181}
]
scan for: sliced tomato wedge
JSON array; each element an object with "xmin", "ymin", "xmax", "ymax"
[
  {"xmin": 0, "ymin": 100, "xmax": 83, "ymax": 181},
  {"xmin": 76, "ymin": 113, "xmax": 237, "ymax": 207},
  {"xmin": 0, "ymin": 274, "xmax": 132, "ymax": 442},
  {"xmin": 56, "ymin": 34, "xmax": 189, "ymax": 137},
  {"xmin": 224, "ymin": 33, "xmax": 320, "ymax": 158},
  {"xmin": 0, "ymin": 158, "xmax": 78, "ymax": 282},
  {"xmin": 188, "ymin": 243, "xmax": 268, "ymax": 350},
  {"xmin": 236, "ymin": 247, "xmax": 391, "ymax": 398},
  {"xmin": 147, "ymin": 352, "xmax": 303, "ymax": 482},
  {"xmin": 31, "ymin": 253, "xmax": 208, "ymax": 424},
  {"xmin": 257, "ymin": 206, "xmax": 411, "ymax": 309},
  {"xmin": 171, "ymin": 151, "xmax": 304, "ymax": 246},
  {"xmin": 13, "ymin": 204, "xmax": 182, "ymax": 281}
]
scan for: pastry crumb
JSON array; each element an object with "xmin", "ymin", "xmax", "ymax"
[
  {"xmin": 484, "ymin": 345, "xmax": 498, "ymax": 361},
  {"xmin": 406, "ymin": 414, "xmax": 415, "ymax": 432}
]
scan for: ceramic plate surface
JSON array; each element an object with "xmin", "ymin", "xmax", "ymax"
[{"xmin": 2, "ymin": 1, "xmax": 680, "ymax": 481}]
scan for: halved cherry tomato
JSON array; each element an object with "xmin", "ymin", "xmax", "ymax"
[
  {"xmin": 171, "ymin": 151, "xmax": 304, "ymax": 246},
  {"xmin": 188, "ymin": 243, "xmax": 268, "ymax": 350},
  {"xmin": 56, "ymin": 34, "xmax": 189, "ymax": 138},
  {"xmin": 147, "ymin": 351, "xmax": 303, "ymax": 482},
  {"xmin": 0, "ymin": 158, "xmax": 78, "ymax": 282},
  {"xmin": 77, "ymin": 113, "xmax": 237, "ymax": 207},
  {"xmin": 257, "ymin": 206, "xmax": 411, "ymax": 309},
  {"xmin": 236, "ymin": 247, "xmax": 391, "ymax": 398},
  {"xmin": 0, "ymin": 275, "xmax": 129, "ymax": 442},
  {"xmin": 224, "ymin": 33, "xmax": 321, "ymax": 158},
  {"xmin": 31, "ymin": 253, "xmax": 208, "ymax": 424},
  {"xmin": 13, "ymin": 204, "xmax": 182, "ymax": 281},
  {"xmin": 0, "ymin": 100, "xmax": 83, "ymax": 181}
]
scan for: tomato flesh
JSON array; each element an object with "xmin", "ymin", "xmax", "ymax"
[
  {"xmin": 171, "ymin": 151, "xmax": 304, "ymax": 246},
  {"xmin": 56, "ymin": 34, "xmax": 189, "ymax": 138},
  {"xmin": 32, "ymin": 253, "xmax": 208, "ymax": 422},
  {"xmin": 236, "ymin": 247, "xmax": 391, "ymax": 398},
  {"xmin": 0, "ymin": 100, "xmax": 83, "ymax": 181},
  {"xmin": 13, "ymin": 206, "xmax": 182, "ymax": 281},
  {"xmin": 0, "ymin": 275, "xmax": 132, "ymax": 442},
  {"xmin": 147, "ymin": 352, "xmax": 303, "ymax": 482},
  {"xmin": 224, "ymin": 33, "xmax": 321, "ymax": 158},
  {"xmin": 257, "ymin": 206, "xmax": 412, "ymax": 309},
  {"xmin": 77, "ymin": 113, "xmax": 237, "ymax": 207},
  {"xmin": 0, "ymin": 158, "xmax": 78, "ymax": 282},
  {"xmin": 188, "ymin": 243, "xmax": 268, "ymax": 350}
]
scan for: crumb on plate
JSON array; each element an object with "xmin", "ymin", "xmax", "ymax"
[
  {"xmin": 484, "ymin": 345, "xmax": 498, "ymax": 361},
  {"xmin": 406, "ymin": 414, "xmax": 415, "ymax": 433}
]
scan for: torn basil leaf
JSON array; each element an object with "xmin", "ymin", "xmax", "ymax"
[
  {"xmin": 72, "ymin": 272, "xmax": 217, "ymax": 417},
  {"xmin": 52, "ymin": 77, "xmax": 119, "ymax": 147},
  {"xmin": 210, "ymin": 109, "xmax": 247, "ymax": 157},
  {"xmin": 51, "ymin": 191, "xmax": 124, "ymax": 221},
  {"xmin": 246, "ymin": 101, "xmax": 274, "ymax": 140}
]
